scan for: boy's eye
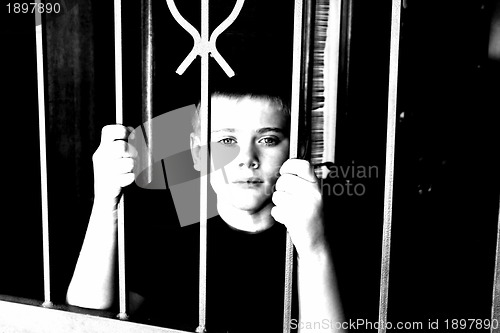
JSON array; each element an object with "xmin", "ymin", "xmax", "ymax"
[
  {"xmin": 258, "ymin": 137, "xmax": 279, "ymax": 146},
  {"xmin": 218, "ymin": 138, "xmax": 237, "ymax": 145}
]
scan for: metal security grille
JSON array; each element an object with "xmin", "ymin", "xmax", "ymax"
[{"xmin": 1, "ymin": 1, "xmax": 499, "ymax": 333}]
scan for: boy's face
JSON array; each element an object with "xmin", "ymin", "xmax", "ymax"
[{"xmin": 191, "ymin": 95, "xmax": 290, "ymax": 214}]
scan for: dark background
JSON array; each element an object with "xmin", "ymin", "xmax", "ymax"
[{"xmin": 0, "ymin": 0, "xmax": 499, "ymax": 330}]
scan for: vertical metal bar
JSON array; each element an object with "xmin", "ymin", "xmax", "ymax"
[
  {"xmin": 341, "ymin": 0, "xmax": 353, "ymax": 106},
  {"xmin": 196, "ymin": 1, "xmax": 209, "ymax": 332},
  {"xmin": 289, "ymin": 2, "xmax": 303, "ymax": 160},
  {"xmin": 283, "ymin": 239, "xmax": 295, "ymax": 333},
  {"xmin": 35, "ymin": 0, "xmax": 52, "ymax": 308},
  {"xmin": 300, "ymin": 0, "xmax": 312, "ymax": 160},
  {"xmin": 283, "ymin": 1, "xmax": 303, "ymax": 332},
  {"xmin": 491, "ymin": 199, "xmax": 500, "ymax": 333},
  {"xmin": 114, "ymin": 0, "xmax": 128, "ymax": 320},
  {"xmin": 378, "ymin": 0, "xmax": 401, "ymax": 332},
  {"xmin": 321, "ymin": 0, "xmax": 342, "ymax": 174},
  {"xmin": 142, "ymin": 0, "xmax": 153, "ymax": 186}
]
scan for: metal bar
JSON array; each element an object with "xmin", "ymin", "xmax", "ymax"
[
  {"xmin": 491, "ymin": 198, "xmax": 500, "ymax": 333},
  {"xmin": 289, "ymin": 0, "xmax": 303, "ymax": 160},
  {"xmin": 282, "ymin": 238, "xmax": 295, "ymax": 333},
  {"xmin": 35, "ymin": 0, "xmax": 52, "ymax": 308},
  {"xmin": 114, "ymin": 0, "xmax": 128, "ymax": 320},
  {"xmin": 299, "ymin": 0, "xmax": 312, "ymax": 161},
  {"xmin": 341, "ymin": 0, "xmax": 353, "ymax": 108},
  {"xmin": 114, "ymin": 1, "xmax": 123, "ymax": 125},
  {"xmin": 377, "ymin": 0, "xmax": 401, "ymax": 332},
  {"xmin": 142, "ymin": 0, "xmax": 153, "ymax": 185},
  {"xmin": 208, "ymin": 0, "xmax": 245, "ymax": 78},
  {"xmin": 283, "ymin": 0, "xmax": 304, "ymax": 332},
  {"xmin": 321, "ymin": 0, "xmax": 342, "ymax": 174},
  {"xmin": 195, "ymin": 1, "xmax": 209, "ymax": 332}
]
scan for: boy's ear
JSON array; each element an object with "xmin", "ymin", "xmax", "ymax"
[{"xmin": 190, "ymin": 132, "xmax": 201, "ymax": 171}]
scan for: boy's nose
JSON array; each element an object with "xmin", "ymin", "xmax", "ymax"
[
  {"xmin": 239, "ymin": 160, "xmax": 259, "ymax": 169},
  {"xmin": 238, "ymin": 145, "xmax": 259, "ymax": 169}
]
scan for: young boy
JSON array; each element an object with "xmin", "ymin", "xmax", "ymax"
[{"xmin": 66, "ymin": 90, "xmax": 345, "ymax": 332}]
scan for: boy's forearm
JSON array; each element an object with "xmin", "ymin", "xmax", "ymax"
[
  {"xmin": 297, "ymin": 246, "xmax": 345, "ymax": 333},
  {"xmin": 66, "ymin": 200, "xmax": 118, "ymax": 309}
]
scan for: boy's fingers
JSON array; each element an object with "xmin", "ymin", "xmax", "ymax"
[
  {"xmin": 120, "ymin": 141, "xmax": 138, "ymax": 158},
  {"xmin": 275, "ymin": 173, "xmax": 318, "ymax": 194},
  {"xmin": 100, "ymin": 124, "xmax": 131, "ymax": 144},
  {"xmin": 279, "ymin": 159, "xmax": 317, "ymax": 183},
  {"xmin": 113, "ymin": 157, "xmax": 135, "ymax": 175},
  {"xmin": 127, "ymin": 126, "xmax": 136, "ymax": 140},
  {"xmin": 270, "ymin": 206, "xmax": 287, "ymax": 225},
  {"xmin": 272, "ymin": 190, "xmax": 293, "ymax": 207},
  {"xmin": 117, "ymin": 173, "xmax": 135, "ymax": 187},
  {"xmin": 106, "ymin": 140, "xmax": 138, "ymax": 158}
]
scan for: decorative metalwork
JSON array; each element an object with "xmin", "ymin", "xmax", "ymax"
[{"xmin": 165, "ymin": 0, "xmax": 245, "ymax": 77}]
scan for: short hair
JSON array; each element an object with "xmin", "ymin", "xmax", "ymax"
[
  {"xmin": 191, "ymin": 92, "xmax": 290, "ymax": 135},
  {"xmin": 190, "ymin": 14, "xmax": 293, "ymax": 136}
]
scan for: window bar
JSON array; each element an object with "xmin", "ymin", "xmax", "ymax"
[
  {"xmin": 339, "ymin": 0, "xmax": 353, "ymax": 111},
  {"xmin": 283, "ymin": 0, "xmax": 304, "ymax": 332},
  {"xmin": 114, "ymin": 0, "xmax": 128, "ymax": 320},
  {"xmin": 142, "ymin": 0, "xmax": 153, "ymax": 184},
  {"xmin": 492, "ymin": 200, "xmax": 500, "ymax": 333},
  {"xmin": 196, "ymin": 0, "xmax": 210, "ymax": 331},
  {"xmin": 165, "ymin": 1, "xmax": 244, "ymax": 331},
  {"xmin": 300, "ymin": 0, "xmax": 312, "ymax": 160},
  {"xmin": 309, "ymin": 0, "xmax": 343, "ymax": 179},
  {"xmin": 320, "ymin": 0, "xmax": 342, "ymax": 176},
  {"xmin": 141, "ymin": 0, "xmax": 154, "ymax": 186},
  {"xmin": 35, "ymin": 0, "xmax": 52, "ymax": 308},
  {"xmin": 378, "ymin": 0, "xmax": 401, "ymax": 332}
]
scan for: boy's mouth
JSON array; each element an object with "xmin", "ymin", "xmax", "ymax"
[{"xmin": 233, "ymin": 177, "xmax": 264, "ymax": 184}]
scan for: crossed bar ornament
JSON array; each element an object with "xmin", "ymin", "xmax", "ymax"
[{"xmin": 166, "ymin": 0, "xmax": 245, "ymax": 77}]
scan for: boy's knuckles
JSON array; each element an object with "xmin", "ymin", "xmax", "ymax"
[
  {"xmin": 101, "ymin": 124, "xmax": 128, "ymax": 143},
  {"xmin": 273, "ymin": 191, "xmax": 300, "ymax": 208},
  {"xmin": 276, "ymin": 174, "xmax": 315, "ymax": 194},
  {"xmin": 279, "ymin": 159, "xmax": 313, "ymax": 176},
  {"xmin": 275, "ymin": 174, "xmax": 296, "ymax": 189},
  {"xmin": 118, "ymin": 173, "xmax": 135, "ymax": 187},
  {"xmin": 270, "ymin": 206, "xmax": 285, "ymax": 224},
  {"xmin": 115, "ymin": 158, "xmax": 135, "ymax": 174},
  {"xmin": 109, "ymin": 140, "xmax": 127, "ymax": 153},
  {"xmin": 127, "ymin": 143, "xmax": 138, "ymax": 158},
  {"xmin": 271, "ymin": 191, "xmax": 284, "ymax": 206}
]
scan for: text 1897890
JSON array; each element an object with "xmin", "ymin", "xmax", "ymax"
[{"xmin": 6, "ymin": 2, "xmax": 61, "ymax": 14}]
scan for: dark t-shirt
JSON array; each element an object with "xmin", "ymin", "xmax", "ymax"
[{"xmin": 128, "ymin": 214, "xmax": 298, "ymax": 333}]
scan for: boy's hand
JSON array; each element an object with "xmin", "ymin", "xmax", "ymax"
[
  {"xmin": 271, "ymin": 159, "xmax": 327, "ymax": 258},
  {"xmin": 92, "ymin": 125, "xmax": 137, "ymax": 206}
]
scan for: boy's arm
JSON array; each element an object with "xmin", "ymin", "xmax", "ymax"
[
  {"xmin": 66, "ymin": 125, "xmax": 138, "ymax": 310},
  {"xmin": 296, "ymin": 243, "xmax": 344, "ymax": 333},
  {"xmin": 272, "ymin": 159, "xmax": 345, "ymax": 333},
  {"xmin": 66, "ymin": 200, "xmax": 118, "ymax": 309}
]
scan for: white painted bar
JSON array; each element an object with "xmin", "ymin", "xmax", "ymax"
[
  {"xmin": 321, "ymin": 0, "xmax": 342, "ymax": 178},
  {"xmin": 196, "ymin": 1, "xmax": 209, "ymax": 332},
  {"xmin": 283, "ymin": 0, "xmax": 303, "ymax": 332},
  {"xmin": 143, "ymin": 0, "xmax": 154, "ymax": 185},
  {"xmin": 114, "ymin": 0, "xmax": 128, "ymax": 319},
  {"xmin": 378, "ymin": 0, "xmax": 401, "ymax": 332},
  {"xmin": 491, "ymin": 200, "xmax": 500, "ymax": 333},
  {"xmin": 34, "ymin": 0, "xmax": 52, "ymax": 308}
]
